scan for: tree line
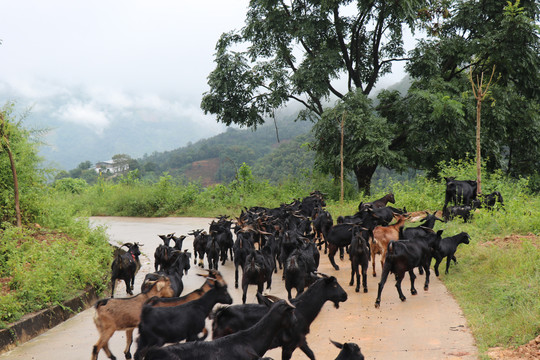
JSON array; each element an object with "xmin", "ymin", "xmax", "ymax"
[{"xmin": 201, "ymin": 0, "xmax": 540, "ymax": 194}]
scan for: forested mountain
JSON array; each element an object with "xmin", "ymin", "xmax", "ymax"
[{"xmin": 137, "ymin": 114, "xmax": 314, "ymax": 183}]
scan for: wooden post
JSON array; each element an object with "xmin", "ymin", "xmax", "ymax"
[
  {"xmin": 469, "ymin": 65, "xmax": 496, "ymax": 196},
  {"xmin": 340, "ymin": 112, "xmax": 346, "ymax": 205}
]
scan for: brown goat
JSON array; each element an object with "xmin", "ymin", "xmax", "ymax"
[
  {"xmin": 91, "ymin": 276, "xmax": 174, "ymax": 360},
  {"xmin": 145, "ymin": 269, "xmax": 227, "ymax": 307},
  {"xmin": 370, "ymin": 214, "xmax": 409, "ymax": 277}
]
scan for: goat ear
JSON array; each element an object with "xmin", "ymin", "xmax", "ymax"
[{"xmin": 330, "ymin": 339, "xmax": 344, "ymax": 349}]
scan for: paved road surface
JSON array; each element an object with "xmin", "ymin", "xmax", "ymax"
[{"xmin": 0, "ymin": 217, "xmax": 478, "ymax": 360}]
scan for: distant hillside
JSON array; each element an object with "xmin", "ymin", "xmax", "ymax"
[
  {"xmin": 137, "ymin": 114, "xmax": 314, "ymax": 183},
  {"xmin": 135, "ymin": 77, "xmax": 412, "ymax": 186}
]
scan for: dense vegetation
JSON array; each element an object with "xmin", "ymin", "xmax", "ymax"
[{"xmin": 0, "ymin": 105, "xmax": 112, "ymax": 328}]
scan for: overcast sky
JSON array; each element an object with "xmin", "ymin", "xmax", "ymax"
[{"xmin": 0, "ymin": 1, "xmax": 409, "ymax": 140}]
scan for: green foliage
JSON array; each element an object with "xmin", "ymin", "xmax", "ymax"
[
  {"xmin": 312, "ymin": 90, "xmax": 405, "ymax": 192},
  {"xmin": 404, "ymin": 0, "xmax": 540, "ymax": 179},
  {"xmin": 0, "ymin": 103, "xmax": 49, "ymax": 225},
  {"xmin": 0, "ymin": 220, "xmax": 111, "ymax": 326},
  {"xmin": 201, "ymin": 0, "xmax": 430, "ymax": 191},
  {"xmin": 54, "ymin": 177, "xmax": 89, "ymax": 194}
]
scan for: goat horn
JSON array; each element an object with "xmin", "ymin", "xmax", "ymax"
[
  {"xmin": 264, "ymin": 294, "xmax": 282, "ymax": 302},
  {"xmin": 314, "ymin": 271, "xmax": 329, "ymax": 278},
  {"xmin": 284, "ymin": 298, "xmax": 296, "ymax": 309}
]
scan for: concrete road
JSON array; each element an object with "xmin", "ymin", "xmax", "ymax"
[{"xmin": 0, "ymin": 217, "xmax": 478, "ymax": 360}]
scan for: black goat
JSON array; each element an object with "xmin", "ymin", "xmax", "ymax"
[
  {"xmin": 210, "ymin": 218, "xmax": 234, "ymax": 265},
  {"xmin": 144, "ymin": 300, "xmax": 297, "ymax": 360},
  {"xmin": 233, "ymin": 231, "xmax": 255, "ymax": 288},
  {"xmin": 141, "ymin": 250, "xmax": 191, "ymax": 297},
  {"xmin": 331, "ymin": 339, "xmax": 365, "ymax": 360},
  {"xmin": 111, "ymin": 242, "xmax": 142, "ymax": 297},
  {"xmin": 433, "ymin": 232, "xmax": 470, "ymax": 276},
  {"xmin": 443, "ymin": 177, "xmax": 477, "ymax": 210},
  {"xmin": 349, "ymin": 228, "xmax": 370, "ymax": 293},
  {"xmin": 284, "ymin": 247, "xmax": 317, "ymax": 299},
  {"xmin": 473, "ymin": 191, "xmax": 504, "ymax": 210},
  {"xmin": 374, "ymin": 230, "xmax": 442, "ymax": 308},
  {"xmin": 241, "ymin": 246, "xmax": 275, "ymax": 304},
  {"xmin": 313, "ymin": 208, "xmax": 333, "ymax": 254},
  {"xmin": 171, "ymin": 234, "xmax": 186, "ymax": 250},
  {"xmin": 133, "ymin": 281, "xmax": 233, "ymax": 360},
  {"xmin": 358, "ymin": 192, "xmax": 395, "ymax": 210},
  {"xmin": 327, "ymin": 224, "xmax": 369, "ymax": 271},
  {"xmin": 189, "ymin": 229, "xmax": 209, "ymax": 267},
  {"xmin": 443, "ymin": 205, "xmax": 473, "ymax": 223},
  {"xmin": 206, "ymin": 236, "xmax": 220, "ymax": 270},
  {"xmin": 212, "ymin": 276, "xmax": 348, "ymax": 360}
]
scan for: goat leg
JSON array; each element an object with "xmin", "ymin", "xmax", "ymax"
[
  {"xmin": 375, "ymin": 262, "xmax": 391, "ymax": 308},
  {"xmin": 395, "ymin": 272, "xmax": 407, "ymax": 301},
  {"xmin": 361, "ymin": 262, "xmax": 368, "ymax": 293},
  {"xmin": 423, "ymin": 265, "xmax": 431, "ymax": 291},
  {"xmin": 408, "ymin": 270, "xmax": 417, "ymax": 295},
  {"xmin": 124, "ymin": 328, "xmax": 134, "ymax": 359},
  {"xmin": 434, "ymin": 258, "xmax": 442, "ymax": 277},
  {"xmin": 327, "ymin": 243, "xmax": 340, "ymax": 270}
]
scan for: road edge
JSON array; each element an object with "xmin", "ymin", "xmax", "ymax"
[{"xmin": 0, "ymin": 287, "xmax": 100, "ymax": 354}]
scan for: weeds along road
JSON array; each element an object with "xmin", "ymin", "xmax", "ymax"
[{"xmin": 1, "ymin": 217, "xmax": 478, "ymax": 360}]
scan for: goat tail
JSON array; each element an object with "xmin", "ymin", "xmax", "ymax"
[
  {"xmin": 388, "ymin": 241, "xmax": 395, "ymax": 255},
  {"xmin": 95, "ymin": 298, "xmax": 109, "ymax": 308},
  {"xmin": 198, "ymin": 327, "xmax": 209, "ymax": 341}
]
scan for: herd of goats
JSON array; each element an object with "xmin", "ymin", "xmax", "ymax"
[{"xmin": 92, "ymin": 178, "xmax": 504, "ymax": 360}]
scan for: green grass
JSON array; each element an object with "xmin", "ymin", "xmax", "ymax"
[{"xmin": 0, "ymin": 203, "xmax": 112, "ymax": 327}]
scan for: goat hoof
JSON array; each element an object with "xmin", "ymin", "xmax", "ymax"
[
  {"xmin": 355, "ymin": 288, "xmax": 360, "ymax": 293},
  {"xmin": 125, "ymin": 352, "xmax": 132, "ymax": 359},
  {"xmin": 411, "ymin": 289, "xmax": 417, "ymax": 295},
  {"xmin": 374, "ymin": 301, "xmax": 380, "ymax": 308},
  {"xmin": 400, "ymin": 296, "xmax": 407, "ymax": 302},
  {"xmin": 363, "ymin": 288, "xmax": 368, "ymax": 293},
  {"xmin": 349, "ymin": 281, "xmax": 353, "ymax": 286},
  {"xmin": 333, "ymin": 265, "xmax": 340, "ymax": 270},
  {"xmin": 424, "ymin": 285, "xmax": 429, "ymax": 291},
  {"xmin": 372, "ymin": 273, "xmax": 377, "ymax": 277}
]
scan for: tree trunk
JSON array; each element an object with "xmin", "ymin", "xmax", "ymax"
[
  {"xmin": 7, "ymin": 145, "xmax": 22, "ymax": 227},
  {"xmin": 353, "ymin": 164, "xmax": 377, "ymax": 196},
  {"xmin": 340, "ymin": 113, "xmax": 345, "ymax": 204},
  {"xmin": 476, "ymin": 99, "xmax": 482, "ymax": 195}
]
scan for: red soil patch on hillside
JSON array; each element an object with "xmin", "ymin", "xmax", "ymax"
[{"xmin": 184, "ymin": 158, "xmax": 220, "ymax": 187}]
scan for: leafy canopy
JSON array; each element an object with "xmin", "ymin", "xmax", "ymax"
[{"xmin": 201, "ymin": 0, "xmax": 429, "ymax": 128}]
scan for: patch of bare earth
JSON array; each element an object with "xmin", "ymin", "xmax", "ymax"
[
  {"xmin": 184, "ymin": 158, "xmax": 220, "ymax": 187},
  {"xmin": 481, "ymin": 233, "xmax": 539, "ymax": 248},
  {"xmin": 488, "ymin": 335, "xmax": 540, "ymax": 359}
]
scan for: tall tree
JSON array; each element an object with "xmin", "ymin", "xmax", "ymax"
[
  {"xmin": 0, "ymin": 111, "xmax": 21, "ymax": 227},
  {"xmin": 201, "ymin": 0, "xmax": 428, "ymax": 193},
  {"xmin": 312, "ymin": 90, "xmax": 403, "ymax": 192},
  {"xmin": 0, "ymin": 103, "xmax": 44, "ymax": 226},
  {"xmin": 401, "ymin": 0, "xmax": 540, "ymax": 177}
]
